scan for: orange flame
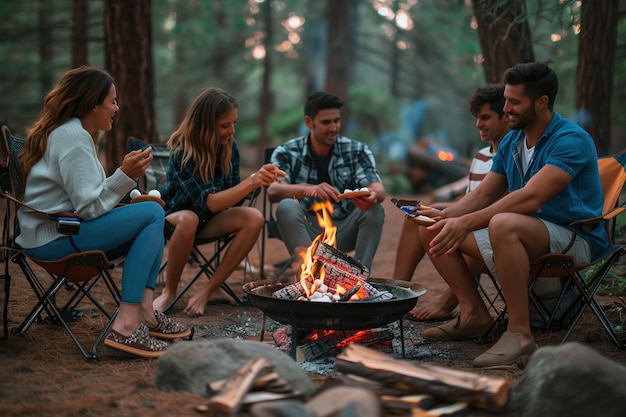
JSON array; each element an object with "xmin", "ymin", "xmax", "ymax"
[
  {"xmin": 437, "ymin": 150, "xmax": 454, "ymax": 161},
  {"xmin": 300, "ymin": 201, "xmax": 336, "ymax": 297}
]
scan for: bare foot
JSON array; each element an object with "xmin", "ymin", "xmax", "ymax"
[
  {"xmin": 153, "ymin": 291, "xmax": 175, "ymax": 313},
  {"xmin": 406, "ymin": 302, "xmax": 458, "ymax": 321}
]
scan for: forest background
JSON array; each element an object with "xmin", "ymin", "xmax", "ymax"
[{"xmin": 0, "ymin": 0, "xmax": 625, "ymax": 196}]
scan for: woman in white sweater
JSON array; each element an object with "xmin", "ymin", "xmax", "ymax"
[{"xmin": 17, "ymin": 66, "xmax": 189, "ymax": 358}]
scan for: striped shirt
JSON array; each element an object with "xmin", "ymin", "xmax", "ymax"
[
  {"xmin": 271, "ymin": 134, "xmax": 382, "ymax": 219},
  {"xmin": 467, "ymin": 146, "xmax": 494, "ymax": 193}
]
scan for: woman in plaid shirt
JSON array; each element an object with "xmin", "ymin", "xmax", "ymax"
[{"xmin": 153, "ymin": 88, "xmax": 280, "ymax": 315}]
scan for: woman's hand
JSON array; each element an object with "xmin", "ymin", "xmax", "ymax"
[
  {"xmin": 121, "ymin": 147, "xmax": 153, "ymax": 180},
  {"xmin": 251, "ymin": 164, "xmax": 282, "ymax": 188}
]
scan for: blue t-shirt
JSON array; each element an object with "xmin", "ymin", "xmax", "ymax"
[{"xmin": 491, "ymin": 112, "xmax": 609, "ymax": 258}]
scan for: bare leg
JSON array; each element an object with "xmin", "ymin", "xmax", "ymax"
[
  {"xmin": 419, "ymin": 225, "xmax": 492, "ymax": 330},
  {"xmin": 153, "ymin": 211, "xmax": 198, "ymax": 312},
  {"xmin": 406, "ymin": 255, "xmax": 484, "ymax": 321},
  {"xmin": 393, "ymin": 219, "xmax": 425, "ymax": 281},
  {"xmin": 184, "ymin": 207, "xmax": 264, "ymax": 315},
  {"xmin": 111, "ymin": 303, "xmax": 141, "ymax": 336},
  {"xmin": 489, "ymin": 213, "xmax": 549, "ymax": 345}
]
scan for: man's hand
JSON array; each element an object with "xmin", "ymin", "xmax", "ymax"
[
  {"xmin": 352, "ymin": 191, "xmax": 378, "ymax": 211},
  {"xmin": 427, "ymin": 216, "xmax": 470, "ymax": 258},
  {"xmin": 308, "ymin": 182, "xmax": 340, "ymax": 202}
]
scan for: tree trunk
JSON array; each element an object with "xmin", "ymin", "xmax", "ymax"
[
  {"xmin": 103, "ymin": 0, "xmax": 157, "ymax": 173},
  {"xmin": 257, "ymin": 0, "xmax": 273, "ymax": 167},
  {"xmin": 575, "ymin": 0, "xmax": 618, "ymax": 155},
  {"xmin": 38, "ymin": 1, "xmax": 54, "ymax": 97},
  {"xmin": 72, "ymin": 0, "xmax": 88, "ymax": 67},
  {"xmin": 325, "ymin": 0, "xmax": 354, "ymax": 113},
  {"xmin": 472, "ymin": 0, "xmax": 535, "ymax": 83}
]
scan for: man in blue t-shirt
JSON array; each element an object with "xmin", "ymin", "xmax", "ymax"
[{"xmin": 416, "ymin": 62, "xmax": 608, "ymax": 368}]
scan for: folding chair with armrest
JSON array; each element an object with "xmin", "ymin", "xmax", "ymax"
[
  {"xmin": 127, "ymin": 138, "xmax": 259, "ymax": 313},
  {"xmin": 1, "ymin": 125, "xmax": 121, "ymax": 360},
  {"xmin": 489, "ymin": 148, "xmax": 626, "ymax": 347}
]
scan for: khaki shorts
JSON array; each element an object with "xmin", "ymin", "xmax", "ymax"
[{"xmin": 473, "ymin": 219, "xmax": 591, "ymax": 280}]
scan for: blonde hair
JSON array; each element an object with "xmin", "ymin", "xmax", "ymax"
[
  {"xmin": 20, "ymin": 66, "xmax": 114, "ymax": 185},
  {"xmin": 167, "ymin": 87, "xmax": 237, "ymax": 183}
]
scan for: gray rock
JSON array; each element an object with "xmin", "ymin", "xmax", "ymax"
[
  {"xmin": 154, "ymin": 339, "xmax": 316, "ymax": 397},
  {"xmin": 509, "ymin": 342, "xmax": 626, "ymax": 417}
]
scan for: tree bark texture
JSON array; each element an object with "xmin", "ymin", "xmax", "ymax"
[
  {"xmin": 325, "ymin": 0, "xmax": 354, "ymax": 116},
  {"xmin": 472, "ymin": 0, "xmax": 535, "ymax": 84},
  {"xmin": 575, "ymin": 0, "xmax": 618, "ymax": 155},
  {"xmin": 104, "ymin": 0, "xmax": 157, "ymax": 173},
  {"xmin": 72, "ymin": 0, "xmax": 88, "ymax": 67}
]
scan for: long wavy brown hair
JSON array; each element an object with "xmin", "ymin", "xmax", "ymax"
[
  {"xmin": 20, "ymin": 66, "xmax": 114, "ymax": 186},
  {"xmin": 167, "ymin": 87, "xmax": 237, "ymax": 183}
]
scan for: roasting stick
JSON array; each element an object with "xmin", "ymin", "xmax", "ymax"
[{"xmin": 197, "ymin": 358, "xmax": 274, "ymax": 416}]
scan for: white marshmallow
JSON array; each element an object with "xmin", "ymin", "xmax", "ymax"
[
  {"xmin": 148, "ymin": 189, "xmax": 161, "ymax": 198},
  {"xmin": 130, "ymin": 189, "xmax": 141, "ymax": 198}
]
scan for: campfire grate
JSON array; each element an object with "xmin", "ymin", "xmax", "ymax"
[{"xmin": 243, "ymin": 278, "xmax": 425, "ymax": 360}]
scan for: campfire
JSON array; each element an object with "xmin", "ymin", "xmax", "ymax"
[
  {"xmin": 243, "ymin": 201, "xmax": 425, "ymax": 360},
  {"xmin": 275, "ymin": 201, "xmax": 393, "ymax": 304}
]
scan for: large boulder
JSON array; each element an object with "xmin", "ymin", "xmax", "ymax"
[
  {"xmin": 509, "ymin": 342, "xmax": 626, "ymax": 417},
  {"xmin": 154, "ymin": 339, "xmax": 316, "ymax": 397}
]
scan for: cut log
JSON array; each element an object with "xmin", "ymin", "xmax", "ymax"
[
  {"xmin": 380, "ymin": 394, "xmax": 439, "ymax": 410},
  {"xmin": 200, "ymin": 358, "xmax": 274, "ymax": 416},
  {"xmin": 206, "ymin": 371, "xmax": 291, "ymax": 395},
  {"xmin": 299, "ymin": 328, "xmax": 394, "ymax": 361},
  {"xmin": 336, "ymin": 344, "xmax": 511, "ymax": 411},
  {"xmin": 411, "ymin": 402, "xmax": 468, "ymax": 417}
]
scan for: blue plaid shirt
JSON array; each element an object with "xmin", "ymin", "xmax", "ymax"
[
  {"xmin": 163, "ymin": 141, "xmax": 241, "ymax": 214},
  {"xmin": 271, "ymin": 134, "xmax": 382, "ymax": 219}
]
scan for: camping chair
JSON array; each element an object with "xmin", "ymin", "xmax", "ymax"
[
  {"xmin": 127, "ymin": 138, "xmax": 260, "ymax": 312},
  {"xmin": 0, "ymin": 125, "xmax": 121, "ymax": 360},
  {"xmin": 488, "ymin": 148, "xmax": 626, "ymax": 347},
  {"xmin": 259, "ymin": 147, "xmax": 297, "ymax": 280}
]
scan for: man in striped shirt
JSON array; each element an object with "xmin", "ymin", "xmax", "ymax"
[{"xmin": 396, "ymin": 84, "xmax": 509, "ymax": 321}]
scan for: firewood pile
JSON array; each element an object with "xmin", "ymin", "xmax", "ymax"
[
  {"xmin": 194, "ymin": 344, "xmax": 512, "ymax": 416},
  {"xmin": 335, "ymin": 344, "xmax": 512, "ymax": 416}
]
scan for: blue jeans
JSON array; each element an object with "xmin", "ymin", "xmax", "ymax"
[{"xmin": 24, "ymin": 202, "xmax": 164, "ymax": 304}]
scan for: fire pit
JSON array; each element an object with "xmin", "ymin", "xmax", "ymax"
[{"xmin": 243, "ymin": 277, "xmax": 425, "ymax": 359}]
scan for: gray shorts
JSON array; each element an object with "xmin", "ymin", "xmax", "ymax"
[{"xmin": 473, "ymin": 219, "xmax": 591, "ymax": 280}]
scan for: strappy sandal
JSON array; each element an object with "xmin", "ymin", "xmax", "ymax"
[
  {"xmin": 104, "ymin": 323, "xmax": 169, "ymax": 358},
  {"xmin": 148, "ymin": 311, "xmax": 193, "ymax": 340}
]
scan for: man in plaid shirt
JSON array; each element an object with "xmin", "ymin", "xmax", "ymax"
[{"xmin": 268, "ymin": 91, "xmax": 386, "ymax": 272}]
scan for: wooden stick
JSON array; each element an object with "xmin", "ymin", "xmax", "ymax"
[{"xmin": 201, "ymin": 358, "xmax": 274, "ymax": 416}]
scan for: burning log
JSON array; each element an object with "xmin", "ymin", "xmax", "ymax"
[
  {"xmin": 336, "ymin": 344, "xmax": 511, "ymax": 411},
  {"xmin": 197, "ymin": 358, "xmax": 274, "ymax": 416},
  {"xmin": 298, "ymin": 328, "xmax": 394, "ymax": 361}
]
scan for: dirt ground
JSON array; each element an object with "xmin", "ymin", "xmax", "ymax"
[{"xmin": 1, "ymin": 195, "xmax": 625, "ymax": 417}]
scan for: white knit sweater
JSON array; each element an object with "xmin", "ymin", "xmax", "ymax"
[{"xmin": 16, "ymin": 118, "xmax": 136, "ymax": 249}]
